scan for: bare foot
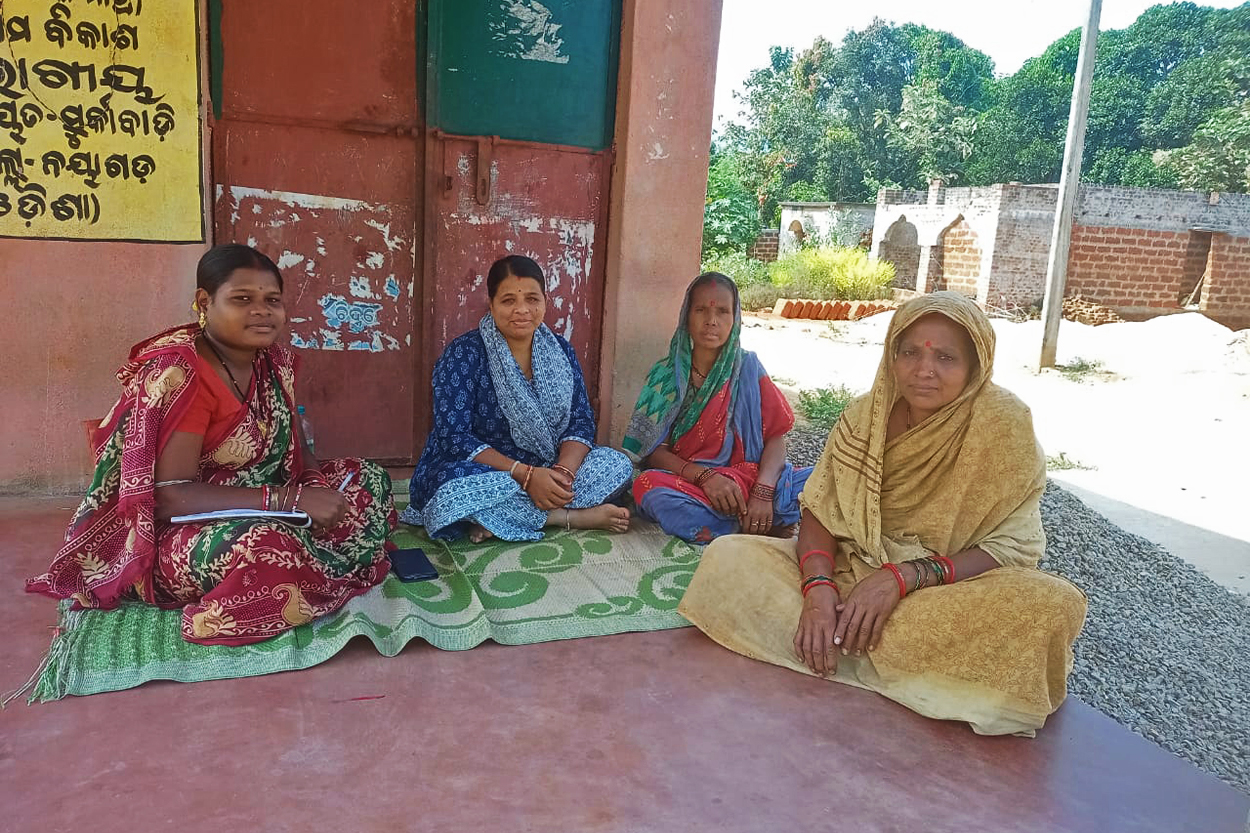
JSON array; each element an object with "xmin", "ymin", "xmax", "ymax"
[
  {"xmin": 769, "ymin": 522, "xmax": 799, "ymax": 539},
  {"xmin": 563, "ymin": 504, "xmax": 631, "ymax": 534},
  {"xmin": 468, "ymin": 523, "xmax": 495, "ymax": 543}
]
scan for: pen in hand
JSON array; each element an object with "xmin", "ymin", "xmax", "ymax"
[{"xmin": 338, "ymin": 471, "xmax": 356, "ymax": 493}]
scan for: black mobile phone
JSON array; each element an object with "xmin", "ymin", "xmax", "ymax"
[{"xmin": 389, "ymin": 547, "xmax": 439, "ymax": 582}]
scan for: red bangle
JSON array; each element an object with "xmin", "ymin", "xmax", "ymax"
[
  {"xmin": 292, "ymin": 483, "xmax": 305, "ymax": 511},
  {"xmin": 937, "ymin": 555, "xmax": 955, "ymax": 584},
  {"xmin": 798, "ymin": 549, "xmax": 832, "ymax": 572},
  {"xmin": 261, "ymin": 485, "xmax": 271, "ymax": 511},
  {"xmin": 883, "ymin": 563, "xmax": 907, "ymax": 599},
  {"xmin": 801, "ymin": 579, "xmax": 839, "ymax": 598}
]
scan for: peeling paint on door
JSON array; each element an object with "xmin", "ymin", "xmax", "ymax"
[
  {"xmin": 490, "ymin": 0, "xmax": 571, "ymax": 64},
  {"xmin": 428, "ymin": 136, "xmax": 610, "ymax": 408}
]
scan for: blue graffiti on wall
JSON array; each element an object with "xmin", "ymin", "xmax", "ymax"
[{"xmin": 320, "ymin": 294, "xmax": 383, "ymax": 334}]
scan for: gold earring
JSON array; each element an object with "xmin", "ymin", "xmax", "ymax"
[{"xmin": 197, "ymin": 307, "xmax": 207, "ymax": 328}]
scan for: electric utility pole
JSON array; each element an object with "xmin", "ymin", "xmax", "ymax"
[{"xmin": 1039, "ymin": 0, "xmax": 1102, "ymax": 369}]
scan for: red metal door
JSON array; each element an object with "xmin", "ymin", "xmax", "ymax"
[
  {"xmin": 211, "ymin": 1, "xmax": 421, "ymax": 462},
  {"xmin": 420, "ymin": 133, "xmax": 613, "ymax": 429}
]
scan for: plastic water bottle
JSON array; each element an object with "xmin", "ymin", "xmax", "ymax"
[{"xmin": 297, "ymin": 405, "xmax": 315, "ymax": 457}]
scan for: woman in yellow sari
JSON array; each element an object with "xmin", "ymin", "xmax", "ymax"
[{"xmin": 678, "ymin": 292, "xmax": 1087, "ymax": 736}]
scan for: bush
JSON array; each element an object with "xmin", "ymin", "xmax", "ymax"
[
  {"xmin": 768, "ymin": 246, "xmax": 895, "ymax": 301},
  {"xmin": 797, "ymin": 385, "xmax": 858, "ymax": 431},
  {"xmin": 739, "ymin": 283, "xmax": 786, "ymax": 311},
  {"xmin": 700, "ymin": 251, "xmax": 770, "ymax": 287}
]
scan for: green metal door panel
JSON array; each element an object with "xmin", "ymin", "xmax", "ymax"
[{"xmin": 428, "ymin": 0, "xmax": 620, "ymax": 150}]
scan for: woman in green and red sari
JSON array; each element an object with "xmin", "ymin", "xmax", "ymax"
[
  {"xmin": 623, "ymin": 272, "xmax": 812, "ymax": 544},
  {"xmin": 26, "ymin": 244, "xmax": 395, "ymax": 646}
]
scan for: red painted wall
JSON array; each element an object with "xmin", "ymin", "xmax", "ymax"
[{"xmin": 0, "ymin": 241, "xmax": 206, "ymax": 491}]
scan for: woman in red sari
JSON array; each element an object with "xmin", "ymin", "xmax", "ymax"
[
  {"xmin": 27, "ymin": 244, "xmax": 395, "ymax": 645},
  {"xmin": 623, "ymin": 272, "xmax": 812, "ymax": 543}
]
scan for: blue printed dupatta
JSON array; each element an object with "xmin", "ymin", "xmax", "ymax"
[{"xmin": 405, "ymin": 317, "xmax": 632, "ymax": 542}]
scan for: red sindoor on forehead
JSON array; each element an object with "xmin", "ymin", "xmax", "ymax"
[{"xmin": 925, "ymin": 340, "xmax": 931, "ymax": 347}]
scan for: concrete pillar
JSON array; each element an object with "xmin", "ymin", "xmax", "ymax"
[
  {"xmin": 597, "ymin": 0, "xmax": 723, "ymax": 444},
  {"xmin": 916, "ymin": 245, "xmax": 936, "ymax": 294}
]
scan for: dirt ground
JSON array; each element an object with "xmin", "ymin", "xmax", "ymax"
[{"xmin": 741, "ymin": 310, "xmax": 1250, "ymax": 595}]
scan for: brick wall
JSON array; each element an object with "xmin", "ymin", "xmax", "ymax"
[
  {"xmin": 938, "ymin": 218, "xmax": 982, "ymax": 296},
  {"xmin": 872, "ymin": 182, "xmax": 1250, "ymax": 327},
  {"xmin": 749, "ymin": 229, "xmax": 779, "ymax": 262},
  {"xmin": 984, "ymin": 184, "xmax": 1055, "ymax": 309},
  {"xmin": 1202, "ymin": 233, "xmax": 1250, "ymax": 330},
  {"xmin": 1067, "ymin": 225, "xmax": 1196, "ymax": 312},
  {"xmin": 1079, "ymin": 186, "xmax": 1250, "ymax": 232}
]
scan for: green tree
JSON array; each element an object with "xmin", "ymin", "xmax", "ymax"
[
  {"xmin": 701, "ymin": 148, "xmax": 760, "ymax": 257},
  {"xmin": 1166, "ymin": 59, "xmax": 1250, "ymax": 191},
  {"xmin": 965, "ymin": 31, "xmax": 1079, "ymax": 185},
  {"xmin": 877, "ymin": 79, "xmax": 977, "ymax": 183},
  {"xmin": 715, "ymin": 3, "xmax": 1250, "ymax": 205}
]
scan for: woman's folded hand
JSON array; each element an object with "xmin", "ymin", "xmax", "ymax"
[
  {"xmin": 740, "ymin": 495, "xmax": 774, "ymax": 535},
  {"xmin": 526, "ymin": 467, "xmax": 575, "ymax": 510},
  {"xmin": 702, "ymin": 472, "xmax": 746, "ymax": 516},
  {"xmin": 794, "ymin": 585, "xmax": 840, "ymax": 676},
  {"xmin": 833, "ymin": 568, "xmax": 902, "ymax": 655}
]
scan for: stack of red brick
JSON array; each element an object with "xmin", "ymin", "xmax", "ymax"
[
  {"xmin": 1062, "ymin": 295, "xmax": 1122, "ymax": 326},
  {"xmin": 771, "ymin": 299, "xmax": 897, "ymax": 320}
]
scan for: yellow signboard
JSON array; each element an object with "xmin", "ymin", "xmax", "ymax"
[{"xmin": 0, "ymin": 0, "xmax": 202, "ymax": 241}]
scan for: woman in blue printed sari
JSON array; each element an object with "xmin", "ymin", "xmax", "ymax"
[
  {"xmin": 624, "ymin": 272, "xmax": 812, "ymax": 543},
  {"xmin": 403, "ymin": 255, "xmax": 632, "ymax": 542}
]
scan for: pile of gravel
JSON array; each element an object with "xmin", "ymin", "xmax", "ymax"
[{"xmin": 786, "ymin": 426, "xmax": 1250, "ymax": 796}]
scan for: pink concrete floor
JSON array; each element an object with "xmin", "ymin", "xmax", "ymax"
[{"xmin": 2, "ymin": 497, "xmax": 1247, "ymax": 833}]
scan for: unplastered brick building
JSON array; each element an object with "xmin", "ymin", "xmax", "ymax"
[{"xmin": 871, "ymin": 181, "xmax": 1250, "ymax": 330}]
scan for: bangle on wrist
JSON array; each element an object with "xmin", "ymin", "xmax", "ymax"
[
  {"xmin": 509, "ymin": 460, "xmax": 521, "ymax": 478},
  {"xmin": 694, "ymin": 467, "xmax": 716, "ymax": 487},
  {"xmin": 521, "ymin": 464, "xmax": 534, "ymax": 491},
  {"xmin": 750, "ymin": 482, "xmax": 776, "ymax": 501},
  {"xmin": 798, "ymin": 548, "xmax": 832, "ymax": 572},
  {"xmin": 883, "ymin": 563, "xmax": 907, "ymax": 599},
  {"xmin": 801, "ymin": 578, "xmax": 839, "ymax": 598}
]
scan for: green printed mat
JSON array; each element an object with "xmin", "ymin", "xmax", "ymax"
[{"xmin": 28, "ymin": 522, "xmax": 699, "ymax": 702}]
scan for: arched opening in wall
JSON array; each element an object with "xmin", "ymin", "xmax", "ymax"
[
  {"xmin": 931, "ymin": 216, "xmax": 981, "ymax": 297},
  {"xmin": 879, "ymin": 216, "xmax": 919, "ymax": 290},
  {"xmin": 788, "ymin": 219, "xmax": 807, "ymax": 246}
]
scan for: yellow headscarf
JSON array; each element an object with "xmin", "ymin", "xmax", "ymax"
[{"xmin": 799, "ymin": 291, "xmax": 1046, "ymax": 568}]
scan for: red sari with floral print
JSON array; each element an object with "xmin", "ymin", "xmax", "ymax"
[{"xmin": 26, "ymin": 324, "xmax": 395, "ymax": 645}]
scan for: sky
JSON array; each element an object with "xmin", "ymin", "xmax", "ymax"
[{"xmin": 712, "ymin": 0, "xmax": 1247, "ymax": 127}]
